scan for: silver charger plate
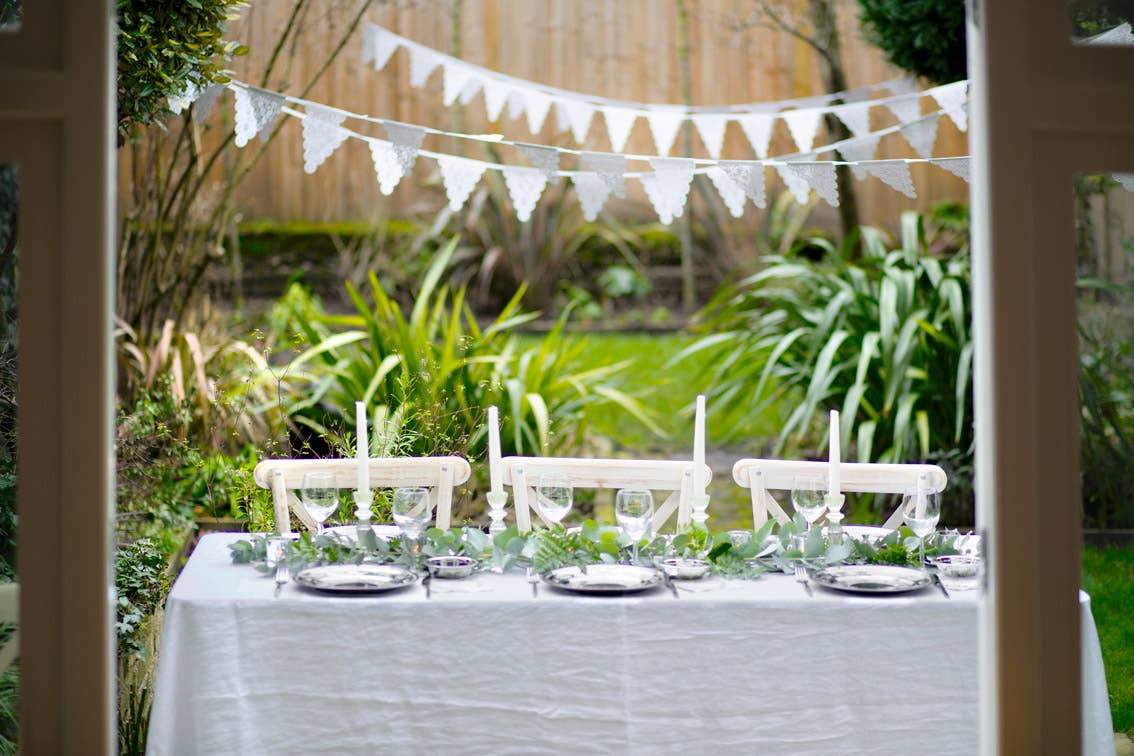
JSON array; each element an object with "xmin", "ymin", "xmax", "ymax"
[
  {"xmin": 294, "ymin": 564, "xmax": 418, "ymax": 594},
  {"xmin": 811, "ymin": 565, "xmax": 932, "ymax": 595},
  {"xmin": 542, "ymin": 564, "xmax": 664, "ymax": 595}
]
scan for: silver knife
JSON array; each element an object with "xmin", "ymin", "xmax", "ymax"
[
  {"xmin": 932, "ymin": 571, "xmax": 950, "ymax": 599},
  {"xmin": 423, "ymin": 571, "xmax": 432, "ymax": 599},
  {"xmin": 663, "ymin": 571, "xmax": 679, "ymax": 599},
  {"xmin": 274, "ymin": 563, "xmax": 289, "ymax": 598}
]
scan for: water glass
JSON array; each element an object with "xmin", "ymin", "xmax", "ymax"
[
  {"xmin": 791, "ymin": 475, "xmax": 827, "ymax": 531},
  {"xmin": 300, "ymin": 471, "xmax": 338, "ymax": 535},
  {"xmin": 536, "ymin": 474, "xmax": 573, "ymax": 525},
  {"xmin": 392, "ymin": 487, "xmax": 432, "ymax": 543},
  {"xmin": 902, "ymin": 488, "xmax": 941, "ymax": 564},
  {"xmin": 615, "ymin": 487, "xmax": 654, "ymax": 564}
]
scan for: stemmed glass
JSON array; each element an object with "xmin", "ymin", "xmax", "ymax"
[
  {"xmin": 902, "ymin": 488, "xmax": 941, "ymax": 565},
  {"xmin": 536, "ymin": 474, "xmax": 573, "ymax": 526},
  {"xmin": 300, "ymin": 472, "xmax": 338, "ymax": 536},
  {"xmin": 615, "ymin": 487, "xmax": 654, "ymax": 565},
  {"xmin": 791, "ymin": 475, "xmax": 827, "ymax": 532},
  {"xmin": 392, "ymin": 487, "xmax": 432, "ymax": 567}
]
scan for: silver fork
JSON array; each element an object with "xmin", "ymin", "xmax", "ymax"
[
  {"xmin": 794, "ymin": 564, "xmax": 813, "ymax": 597},
  {"xmin": 274, "ymin": 563, "xmax": 290, "ymax": 598},
  {"xmin": 526, "ymin": 566, "xmax": 539, "ymax": 598}
]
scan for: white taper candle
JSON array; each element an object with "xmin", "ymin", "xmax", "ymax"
[
  {"xmin": 829, "ymin": 409, "xmax": 840, "ymax": 496},
  {"xmin": 487, "ymin": 405, "xmax": 503, "ymax": 495},
  {"xmin": 693, "ymin": 395, "xmax": 706, "ymax": 494},
  {"xmin": 355, "ymin": 401, "xmax": 370, "ymax": 495}
]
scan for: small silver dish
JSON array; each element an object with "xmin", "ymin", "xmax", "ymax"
[
  {"xmin": 932, "ymin": 555, "xmax": 982, "ymax": 591},
  {"xmin": 659, "ymin": 558, "xmax": 711, "ymax": 580},
  {"xmin": 425, "ymin": 555, "xmax": 476, "ymax": 579}
]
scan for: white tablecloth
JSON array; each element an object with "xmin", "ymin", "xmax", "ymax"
[{"xmin": 147, "ymin": 533, "xmax": 1115, "ymax": 756}]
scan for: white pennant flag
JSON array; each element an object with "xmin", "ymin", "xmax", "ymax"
[
  {"xmin": 192, "ymin": 84, "xmax": 226, "ymax": 125},
  {"xmin": 600, "ymin": 106, "xmax": 638, "ymax": 152},
  {"xmin": 572, "ymin": 172, "xmax": 611, "ymax": 222},
  {"xmin": 831, "ymin": 101, "xmax": 873, "ymax": 137},
  {"xmin": 443, "ymin": 62, "xmax": 475, "ymax": 106},
  {"xmin": 560, "ymin": 99, "xmax": 595, "ymax": 143},
  {"xmin": 362, "ymin": 24, "xmax": 401, "ymax": 71},
  {"xmin": 437, "ymin": 155, "xmax": 487, "ymax": 212},
  {"xmin": 643, "ymin": 109, "xmax": 686, "ymax": 156},
  {"xmin": 506, "ymin": 89, "xmax": 527, "ymax": 121},
  {"xmin": 930, "ymin": 157, "xmax": 971, "ymax": 182},
  {"xmin": 382, "ymin": 121, "xmax": 426, "ymax": 177},
  {"xmin": 301, "ymin": 104, "xmax": 349, "ymax": 174},
  {"xmin": 458, "ymin": 76, "xmax": 482, "ymax": 105},
  {"xmin": 736, "ymin": 113, "xmax": 775, "ymax": 159},
  {"xmin": 638, "ymin": 175, "xmax": 674, "ymax": 224},
  {"xmin": 691, "ymin": 113, "xmax": 729, "ymax": 159},
  {"xmin": 930, "ymin": 81, "xmax": 969, "ymax": 132},
  {"xmin": 837, "ymin": 134, "xmax": 880, "ymax": 180},
  {"xmin": 781, "ymin": 108, "xmax": 825, "ymax": 153},
  {"xmin": 407, "ymin": 45, "xmax": 442, "ymax": 88},
  {"xmin": 706, "ymin": 166, "xmax": 746, "ymax": 218},
  {"xmin": 516, "ymin": 143, "xmax": 560, "ymax": 181},
  {"xmin": 774, "ymin": 158, "xmax": 815, "ymax": 204},
  {"xmin": 503, "ymin": 166, "xmax": 549, "ymax": 222},
  {"xmin": 719, "ymin": 160, "xmax": 766, "ymax": 209},
  {"xmin": 369, "ymin": 140, "xmax": 403, "ymax": 195},
  {"xmin": 553, "ymin": 99, "xmax": 571, "ymax": 132},
  {"xmin": 579, "ymin": 152, "xmax": 626, "ymax": 198},
  {"xmin": 864, "ymin": 159, "xmax": 916, "ymax": 199},
  {"xmin": 482, "ymin": 80, "xmax": 509, "ymax": 121},
  {"xmin": 234, "ymin": 88, "xmax": 285, "ymax": 147},
  {"xmin": 885, "ymin": 92, "xmax": 922, "ymax": 126},
  {"xmin": 900, "ymin": 114, "xmax": 940, "ymax": 158},
  {"xmin": 885, "ymin": 77, "xmax": 919, "ymax": 99},
  {"xmin": 1113, "ymin": 173, "xmax": 1134, "ymax": 192},
  {"xmin": 783, "ymin": 162, "xmax": 839, "ymax": 207},
  {"xmin": 645, "ymin": 157, "xmax": 695, "ymax": 224},
  {"xmin": 524, "ymin": 90, "xmax": 553, "ymax": 134}
]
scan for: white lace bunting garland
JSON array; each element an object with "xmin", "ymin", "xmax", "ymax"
[
  {"xmin": 643, "ymin": 157, "xmax": 695, "ymax": 224},
  {"xmin": 782, "ymin": 108, "xmax": 824, "ymax": 153},
  {"xmin": 775, "ymin": 160, "xmax": 812, "ymax": 204},
  {"xmin": 234, "ymin": 88, "xmax": 285, "ymax": 147},
  {"xmin": 443, "ymin": 63, "xmax": 475, "ymax": 106},
  {"xmin": 900, "ymin": 115, "xmax": 940, "ymax": 159},
  {"xmin": 516, "ymin": 143, "xmax": 560, "ymax": 181},
  {"xmin": 930, "ymin": 157, "xmax": 971, "ymax": 182},
  {"xmin": 644, "ymin": 109, "xmax": 686, "ymax": 156},
  {"xmin": 523, "ymin": 90, "xmax": 553, "ymax": 134},
  {"xmin": 572, "ymin": 172, "xmax": 611, "ymax": 221},
  {"xmin": 930, "ymin": 81, "xmax": 969, "ymax": 132},
  {"xmin": 558, "ymin": 99, "xmax": 595, "ymax": 143},
  {"xmin": 706, "ymin": 166, "xmax": 747, "ymax": 218},
  {"xmin": 719, "ymin": 160, "xmax": 767, "ymax": 208},
  {"xmin": 408, "ymin": 46, "xmax": 442, "ymax": 88},
  {"xmin": 601, "ymin": 107, "xmax": 638, "ymax": 152},
  {"xmin": 506, "ymin": 90, "xmax": 527, "ymax": 121},
  {"xmin": 361, "ymin": 25, "xmax": 400, "ymax": 71},
  {"xmin": 193, "ymin": 84, "xmax": 226, "ymax": 125},
  {"xmin": 736, "ymin": 113, "xmax": 775, "ymax": 159},
  {"xmin": 437, "ymin": 155, "xmax": 487, "ymax": 212},
  {"xmin": 783, "ymin": 162, "xmax": 839, "ymax": 207},
  {"xmin": 458, "ymin": 77, "xmax": 482, "ymax": 105},
  {"xmin": 382, "ymin": 122, "xmax": 426, "ymax": 176},
  {"xmin": 884, "ymin": 78, "xmax": 921, "ymax": 124},
  {"xmin": 503, "ymin": 166, "xmax": 549, "ymax": 221},
  {"xmin": 691, "ymin": 113, "xmax": 729, "ymax": 159},
  {"xmin": 368, "ymin": 140, "xmax": 403, "ymax": 195},
  {"xmin": 837, "ymin": 135, "xmax": 881, "ymax": 180},
  {"xmin": 301, "ymin": 104, "xmax": 348, "ymax": 173},
  {"xmin": 831, "ymin": 101, "xmax": 872, "ymax": 137},
  {"xmin": 580, "ymin": 152, "xmax": 627, "ymax": 198},
  {"xmin": 482, "ymin": 80, "xmax": 509, "ymax": 122},
  {"xmin": 865, "ymin": 159, "xmax": 916, "ymax": 199}
]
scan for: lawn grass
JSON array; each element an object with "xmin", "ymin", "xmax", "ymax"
[{"xmin": 1082, "ymin": 545, "xmax": 1134, "ymax": 735}]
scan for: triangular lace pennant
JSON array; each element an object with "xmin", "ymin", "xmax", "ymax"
[
  {"xmin": 837, "ymin": 134, "xmax": 880, "ymax": 180},
  {"xmin": 831, "ymin": 101, "xmax": 872, "ymax": 137},
  {"xmin": 647, "ymin": 157, "xmax": 695, "ymax": 222},
  {"xmin": 885, "ymin": 91, "xmax": 922, "ymax": 126},
  {"xmin": 572, "ymin": 172, "xmax": 611, "ymax": 222},
  {"xmin": 579, "ymin": 152, "xmax": 626, "ymax": 198},
  {"xmin": 362, "ymin": 24, "xmax": 400, "ymax": 71},
  {"xmin": 482, "ymin": 81, "xmax": 509, "ymax": 121},
  {"xmin": 168, "ymin": 82, "xmax": 198, "ymax": 115},
  {"xmin": 192, "ymin": 84, "xmax": 226, "ymax": 125},
  {"xmin": 774, "ymin": 156, "xmax": 816, "ymax": 205},
  {"xmin": 706, "ymin": 166, "xmax": 746, "ymax": 218},
  {"xmin": 600, "ymin": 106, "xmax": 638, "ymax": 152},
  {"xmin": 437, "ymin": 155, "xmax": 487, "ymax": 212},
  {"xmin": 553, "ymin": 99, "xmax": 571, "ymax": 132},
  {"xmin": 900, "ymin": 114, "xmax": 940, "ymax": 158},
  {"xmin": 503, "ymin": 166, "xmax": 549, "ymax": 222},
  {"xmin": 783, "ymin": 162, "xmax": 839, "ymax": 207},
  {"xmin": 407, "ymin": 45, "xmax": 442, "ymax": 88},
  {"xmin": 885, "ymin": 77, "xmax": 919, "ymax": 99},
  {"xmin": 301, "ymin": 104, "xmax": 349, "ymax": 174},
  {"xmin": 930, "ymin": 157, "xmax": 971, "ymax": 182},
  {"xmin": 443, "ymin": 62, "xmax": 475, "ymax": 106},
  {"xmin": 639, "ymin": 175, "xmax": 674, "ymax": 225},
  {"xmin": 643, "ymin": 109, "xmax": 686, "ymax": 156},
  {"xmin": 691, "ymin": 113, "xmax": 728, "ymax": 159},
  {"xmin": 561, "ymin": 99, "xmax": 595, "ymax": 143},
  {"xmin": 736, "ymin": 113, "xmax": 775, "ymax": 159},
  {"xmin": 458, "ymin": 76, "xmax": 482, "ymax": 105},
  {"xmin": 234, "ymin": 88, "xmax": 284, "ymax": 147},
  {"xmin": 382, "ymin": 121, "xmax": 426, "ymax": 177},
  {"xmin": 719, "ymin": 160, "xmax": 766, "ymax": 208},
  {"xmin": 516, "ymin": 143, "xmax": 560, "ymax": 181},
  {"xmin": 524, "ymin": 90, "xmax": 553, "ymax": 134},
  {"xmin": 506, "ymin": 89, "xmax": 527, "ymax": 121},
  {"xmin": 864, "ymin": 159, "xmax": 916, "ymax": 199},
  {"xmin": 368, "ymin": 140, "xmax": 403, "ymax": 195},
  {"xmin": 781, "ymin": 108, "xmax": 824, "ymax": 153},
  {"xmin": 929, "ymin": 81, "xmax": 969, "ymax": 132},
  {"xmin": 1113, "ymin": 173, "xmax": 1134, "ymax": 192}
]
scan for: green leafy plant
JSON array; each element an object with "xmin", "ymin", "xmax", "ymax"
[
  {"xmin": 856, "ymin": 0, "xmax": 967, "ymax": 84},
  {"xmin": 685, "ymin": 211, "xmax": 974, "ymax": 522}
]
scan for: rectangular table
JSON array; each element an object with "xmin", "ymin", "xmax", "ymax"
[{"xmin": 147, "ymin": 533, "xmax": 1115, "ymax": 756}]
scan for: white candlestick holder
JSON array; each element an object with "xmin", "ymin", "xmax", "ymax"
[
  {"xmin": 353, "ymin": 489, "xmax": 374, "ymax": 522},
  {"xmin": 689, "ymin": 493, "xmax": 710, "ymax": 529},
  {"xmin": 824, "ymin": 493, "xmax": 845, "ymax": 516},
  {"xmin": 486, "ymin": 491, "xmax": 508, "ymax": 535}
]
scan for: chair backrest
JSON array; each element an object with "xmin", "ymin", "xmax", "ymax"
[
  {"xmin": 253, "ymin": 457, "xmax": 472, "ymax": 535},
  {"xmin": 496, "ymin": 456, "xmax": 713, "ymax": 534},
  {"xmin": 731, "ymin": 458, "xmax": 948, "ymax": 529}
]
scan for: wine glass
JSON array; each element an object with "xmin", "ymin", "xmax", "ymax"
[
  {"xmin": 536, "ymin": 473, "xmax": 573, "ymax": 526},
  {"xmin": 615, "ymin": 487, "xmax": 654, "ymax": 564},
  {"xmin": 902, "ymin": 487, "xmax": 941, "ymax": 565},
  {"xmin": 791, "ymin": 475, "xmax": 827, "ymax": 532},
  {"xmin": 300, "ymin": 471, "xmax": 338, "ymax": 536},
  {"xmin": 392, "ymin": 487, "xmax": 432, "ymax": 566}
]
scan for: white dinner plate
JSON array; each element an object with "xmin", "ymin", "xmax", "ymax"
[
  {"xmin": 542, "ymin": 564, "xmax": 664, "ymax": 595},
  {"xmin": 810, "ymin": 564, "xmax": 932, "ymax": 595},
  {"xmin": 294, "ymin": 564, "xmax": 417, "ymax": 594}
]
